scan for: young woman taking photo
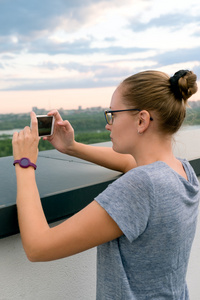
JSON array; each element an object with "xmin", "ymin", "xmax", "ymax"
[{"xmin": 12, "ymin": 69, "xmax": 199, "ymax": 299}]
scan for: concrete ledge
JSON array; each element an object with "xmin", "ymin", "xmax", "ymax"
[{"xmin": 0, "ymin": 147, "xmax": 121, "ymax": 238}]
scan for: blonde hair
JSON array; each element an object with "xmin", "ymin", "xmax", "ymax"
[{"xmin": 120, "ymin": 70, "xmax": 198, "ymax": 134}]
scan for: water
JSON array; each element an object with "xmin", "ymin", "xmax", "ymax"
[
  {"xmin": 0, "ymin": 129, "xmax": 23, "ymax": 136},
  {"xmin": 1, "ymin": 125, "xmax": 200, "ymax": 136},
  {"xmin": 181, "ymin": 125, "xmax": 200, "ymax": 131}
]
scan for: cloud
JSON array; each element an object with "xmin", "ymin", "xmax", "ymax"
[
  {"xmin": 1, "ymin": 76, "xmax": 118, "ymax": 91},
  {"xmin": 0, "ymin": 0, "xmax": 133, "ymax": 55},
  {"xmin": 0, "ymin": 0, "xmax": 131, "ymax": 36},
  {"xmin": 29, "ymin": 38, "xmax": 94, "ymax": 55},
  {"xmin": 32, "ymin": 38, "xmax": 150, "ymax": 56},
  {"xmin": 0, "ymin": 0, "xmax": 200, "ymax": 93},
  {"xmin": 0, "ymin": 0, "xmax": 89, "ymax": 35},
  {"xmin": 128, "ymin": 13, "xmax": 200, "ymax": 32},
  {"xmin": 155, "ymin": 47, "xmax": 200, "ymax": 77},
  {"xmin": 0, "ymin": 56, "xmax": 157, "ymax": 91},
  {"xmin": 156, "ymin": 47, "xmax": 200, "ymax": 65}
]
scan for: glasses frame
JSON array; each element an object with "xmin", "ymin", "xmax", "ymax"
[{"xmin": 104, "ymin": 109, "xmax": 153, "ymax": 125}]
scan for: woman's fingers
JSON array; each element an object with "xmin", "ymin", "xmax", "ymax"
[
  {"xmin": 48, "ymin": 110, "xmax": 63, "ymax": 122},
  {"xmin": 30, "ymin": 111, "xmax": 38, "ymax": 136},
  {"xmin": 12, "ymin": 112, "xmax": 40, "ymax": 162}
]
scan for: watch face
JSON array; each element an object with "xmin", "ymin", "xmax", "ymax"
[{"xmin": 20, "ymin": 158, "xmax": 29, "ymax": 167}]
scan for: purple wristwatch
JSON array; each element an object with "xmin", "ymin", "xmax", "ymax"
[{"xmin": 13, "ymin": 157, "xmax": 37, "ymax": 170}]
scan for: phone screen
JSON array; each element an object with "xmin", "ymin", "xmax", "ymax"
[{"xmin": 37, "ymin": 116, "xmax": 54, "ymax": 137}]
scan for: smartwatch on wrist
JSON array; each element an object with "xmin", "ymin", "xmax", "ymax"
[{"xmin": 13, "ymin": 157, "xmax": 37, "ymax": 170}]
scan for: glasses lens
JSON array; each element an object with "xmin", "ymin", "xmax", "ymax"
[{"xmin": 106, "ymin": 112, "xmax": 113, "ymax": 124}]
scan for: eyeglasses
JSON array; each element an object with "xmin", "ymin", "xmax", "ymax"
[{"xmin": 104, "ymin": 109, "xmax": 153, "ymax": 125}]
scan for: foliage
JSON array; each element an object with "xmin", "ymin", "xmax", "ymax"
[
  {"xmin": 0, "ymin": 131, "xmax": 110, "ymax": 158},
  {"xmin": 184, "ymin": 107, "xmax": 200, "ymax": 126},
  {"xmin": 75, "ymin": 131, "xmax": 110, "ymax": 144},
  {"xmin": 0, "ymin": 111, "xmax": 106, "ymax": 131},
  {"xmin": 0, "ymin": 138, "xmax": 13, "ymax": 157},
  {"xmin": 0, "ymin": 114, "xmax": 30, "ymax": 130}
]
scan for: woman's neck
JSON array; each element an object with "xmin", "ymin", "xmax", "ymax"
[{"xmin": 132, "ymin": 133, "xmax": 174, "ymax": 167}]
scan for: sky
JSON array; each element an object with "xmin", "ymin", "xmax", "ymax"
[{"xmin": 0, "ymin": 0, "xmax": 200, "ymax": 114}]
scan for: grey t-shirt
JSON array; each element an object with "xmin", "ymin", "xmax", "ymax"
[{"xmin": 95, "ymin": 159, "xmax": 199, "ymax": 299}]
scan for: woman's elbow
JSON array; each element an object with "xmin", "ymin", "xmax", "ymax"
[
  {"xmin": 22, "ymin": 237, "xmax": 49, "ymax": 262},
  {"xmin": 27, "ymin": 254, "xmax": 38, "ymax": 262},
  {"xmin": 24, "ymin": 245, "xmax": 44, "ymax": 262}
]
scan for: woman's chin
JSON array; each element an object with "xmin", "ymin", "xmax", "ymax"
[{"xmin": 112, "ymin": 144, "xmax": 122, "ymax": 154}]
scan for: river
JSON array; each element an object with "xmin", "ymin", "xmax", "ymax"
[
  {"xmin": 0, "ymin": 125, "xmax": 200, "ymax": 136},
  {"xmin": 0, "ymin": 129, "xmax": 23, "ymax": 136}
]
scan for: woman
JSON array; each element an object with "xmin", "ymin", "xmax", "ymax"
[{"xmin": 12, "ymin": 70, "xmax": 199, "ymax": 299}]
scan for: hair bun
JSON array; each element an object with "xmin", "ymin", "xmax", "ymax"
[{"xmin": 170, "ymin": 70, "xmax": 198, "ymax": 101}]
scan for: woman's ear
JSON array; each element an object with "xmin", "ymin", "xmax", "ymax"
[{"xmin": 137, "ymin": 110, "xmax": 151, "ymax": 134}]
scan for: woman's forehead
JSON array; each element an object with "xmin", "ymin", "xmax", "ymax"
[{"xmin": 110, "ymin": 87, "xmax": 123, "ymax": 108}]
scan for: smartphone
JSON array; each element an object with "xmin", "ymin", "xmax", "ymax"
[{"xmin": 36, "ymin": 115, "xmax": 55, "ymax": 137}]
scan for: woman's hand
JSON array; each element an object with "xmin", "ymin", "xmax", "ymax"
[
  {"xmin": 12, "ymin": 111, "xmax": 39, "ymax": 164},
  {"xmin": 44, "ymin": 110, "xmax": 76, "ymax": 154},
  {"xmin": 44, "ymin": 110, "xmax": 136, "ymax": 172}
]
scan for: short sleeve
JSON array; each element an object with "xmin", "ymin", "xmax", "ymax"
[{"xmin": 95, "ymin": 168, "xmax": 153, "ymax": 242}]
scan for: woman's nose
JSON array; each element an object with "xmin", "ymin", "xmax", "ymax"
[{"xmin": 105, "ymin": 124, "xmax": 111, "ymax": 131}]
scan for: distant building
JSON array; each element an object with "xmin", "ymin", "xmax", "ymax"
[{"xmin": 32, "ymin": 107, "xmax": 48, "ymax": 114}]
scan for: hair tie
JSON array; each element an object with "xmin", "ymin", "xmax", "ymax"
[{"xmin": 169, "ymin": 70, "xmax": 189, "ymax": 99}]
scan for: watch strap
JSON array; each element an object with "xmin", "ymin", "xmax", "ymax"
[{"xmin": 13, "ymin": 157, "xmax": 37, "ymax": 170}]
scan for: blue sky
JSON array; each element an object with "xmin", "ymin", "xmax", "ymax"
[{"xmin": 0, "ymin": 0, "xmax": 200, "ymax": 113}]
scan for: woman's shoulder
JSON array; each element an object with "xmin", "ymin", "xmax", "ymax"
[{"xmin": 126, "ymin": 161, "xmax": 169, "ymax": 177}]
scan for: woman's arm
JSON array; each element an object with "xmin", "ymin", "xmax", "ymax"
[
  {"xmin": 16, "ymin": 173, "xmax": 122, "ymax": 262},
  {"xmin": 45, "ymin": 110, "xmax": 136, "ymax": 173},
  {"xmin": 65, "ymin": 142, "xmax": 136, "ymax": 173},
  {"xmin": 12, "ymin": 112, "xmax": 123, "ymax": 262}
]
